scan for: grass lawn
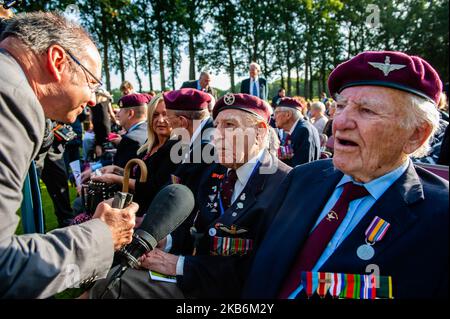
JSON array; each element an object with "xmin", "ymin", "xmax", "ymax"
[{"xmin": 15, "ymin": 181, "xmax": 85, "ymax": 299}]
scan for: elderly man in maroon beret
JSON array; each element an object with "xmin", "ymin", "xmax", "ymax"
[
  {"xmin": 243, "ymin": 51, "xmax": 448, "ymax": 299},
  {"xmin": 88, "ymin": 93, "xmax": 292, "ymax": 298},
  {"xmin": 274, "ymin": 97, "xmax": 321, "ymax": 166}
]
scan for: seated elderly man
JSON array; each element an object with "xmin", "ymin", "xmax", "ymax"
[
  {"xmin": 274, "ymin": 97, "xmax": 321, "ymax": 166},
  {"xmin": 310, "ymin": 101, "xmax": 329, "ymax": 134},
  {"xmin": 243, "ymin": 51, "xmax": 449, "ymax": 299},
  {"xmin": 89, "ymin": 93, "xmax": 291, "ymax": 298}
]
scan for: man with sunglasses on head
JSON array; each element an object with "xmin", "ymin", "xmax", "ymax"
[{"xmin": 0, "ymin": 12, "xmax": 138, "ymax": 298}]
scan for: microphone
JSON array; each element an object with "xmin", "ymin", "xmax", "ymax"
[
  {"xmin": 100, "ymin": 184, "xmax": 194, "ymax": 298},
  {"xmin": 117, "ymin": 183, "xmax": 195, "ymax": 268},
  {"xmin": 2, "ymin": 0, "xmax": 22, "ymax": 9}
]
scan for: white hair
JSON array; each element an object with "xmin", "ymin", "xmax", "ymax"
[
  {"xmin": 250, "ymin": 62, "xmax": 261, "ymax": 72},
  {"xmin": 311, "ymin": 101, "xmax": 326, "ymax": 114},
  {"xmin": 402, "ymin": 95, "xmax": 440, "ymax": 158},
  {"xmin": 277, "ymin": 106, "xmax": 302, "ymax": 121}
]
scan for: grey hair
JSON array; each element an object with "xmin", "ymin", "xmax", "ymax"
[
  {"xmin": 199, "ymin": 71, "xmax": 211, "ymax": 79},
  {"xmin": 250, "ymin": 62, "xmax": 261, "ymax": 72},
  {"xmin": 242, "ymin": 112, "xmax": 270, "ymax": 150},
  {"xmin": 1, "ymin": 11, "xmax": 93, "ymax": 61},
  {"xmin": 277, "ymin": 106, "xmax": 303, "ymax": 121},
  {"xmin": 402, "ymin": 95, "xmax": 440, "ymax": 158},
  {"xmin": 174, "ymin": 109, "xmax": 210, "ymax": 121},
  {"xmin": 311, "ymin": 101, "xmax": 326, "ymax": 114}
]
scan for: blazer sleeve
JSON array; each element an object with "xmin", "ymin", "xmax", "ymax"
[
  {"xmin": 112, "ymin": 136, "xmax": 140, "ymax": 168},
  {"xmin": 291, "ymin": 126, "xmax": 312, "ymax": 166},
  {"xmin": 178, "ymin": 255, "xmax": 252, "ymax": 298}
]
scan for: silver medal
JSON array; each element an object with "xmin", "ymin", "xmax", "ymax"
[
  {"xmin": 356, "ymin": 244, "xmax": 375, "ymax": 260},
  {"xmin": 208, "ymin": 228, "xmax": 217, "ymax": 236}
]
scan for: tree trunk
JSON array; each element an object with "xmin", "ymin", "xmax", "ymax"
[
  {"xmin": 304, "ymin": 55, "xmax": 309, "ymax": 99},
  {"xmin": 157, "ymin": 23, "xmax": 165, "ymax": 90},
  {"xmin": 131, "ymin": 37, "xmax": 142, "ymax": 92},
  {"xmin": 308, "ymin": 57, "xmax": 313, "ymax": 99},
  {"xmin": 280, "ymin": 67, "xmax": 285, "ymax": 90},
  {"xmin": 116, "ymin": 34, "xmax": 125, "ymax": 82},
  {"xmin": 227, "ymin": 38, "xmax": 235, "ymax": 92},
  {"xmin": 188, "ymin": 32, "xmax": 196, "ymax": 80},
  {"xmin": 100, "ymin": 13, "xmax": 111, "ymax": 91},
  {"xmin": 296, "ymin": 65, "xmax": 300, "ymax": 96},
  {"xmin": 169, "ymin": 41, "xmax": 176, "ymax": 90},
  {"xmin": 144, "ymin": 18, "xmax": 154, "ymax": 91}
]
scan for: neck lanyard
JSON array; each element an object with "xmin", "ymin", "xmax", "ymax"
[{"xmin": 217, "ymin": 161, "xmax": 262, "ymax": 216}]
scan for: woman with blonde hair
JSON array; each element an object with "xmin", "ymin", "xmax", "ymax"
[{"xmin": 91, "ymin": 93, "xmax": 179, "ymax": 217}]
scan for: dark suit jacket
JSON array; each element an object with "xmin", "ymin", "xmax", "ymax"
[
  {"xmin": 176, "ymin": 151, "xmax": 292, "ymax": 298},
  {"xmin": 113, "ymin": 121, "xmax": 147, "ymax": 168},
  {"xmin": 242, "ymin": 159, "xmax": 449, "ymax": 299},
  {"xmin": 169, "ymin": 117, "xmax": 217, "ymax": 253},
  {"xmin": 181, "ymin": 80, "xmax": 217, "ymax": 100},
  {"xmin": 284, "ymin": 118, "xmax": 321, "ymax": 167},
  {"xmin": 240, "ymin": 78, "xmax": 268, "ymax": 100}
]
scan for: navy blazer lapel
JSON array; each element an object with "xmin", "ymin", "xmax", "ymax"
[
  {"xmin": 218, "ymin": 153, "xmax": 272, "ymax": 225},
  {"xmin": 264, "ymin": 164, "xmax": 344, "ymax": 296},
  {"xmin": 320, "ymin": 162, "xmax": 423, "ymax": 274}
]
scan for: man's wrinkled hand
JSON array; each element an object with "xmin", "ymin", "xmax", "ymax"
[
  {"xmin": 92, "ymin": 199, "xmax": 138, "ymax": 251},
  {"xmin": 139, "ymin": 249, "xmax": 178, "ymax": 276}
]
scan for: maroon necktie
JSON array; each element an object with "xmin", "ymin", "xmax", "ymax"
[
  {"xmin": 278, "ymin": 182, "xmax": 369, "ymax": 298},
  {"xmin": 221, "ymin": 169, "xmax": 238, "ymax": 209}
]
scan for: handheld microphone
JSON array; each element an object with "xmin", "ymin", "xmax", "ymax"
[
  {"xmin": 117, "ymin": 183, "xmax": 195, "ymax": 268},
  {"xmin": 100, "ymin": 183, "xmax": 194, "ymax": 298},
  {"xmin": 2, "ymin": 0, "xmax": 22, "ymax": 9}
]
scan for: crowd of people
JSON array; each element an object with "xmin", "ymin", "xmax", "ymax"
[{"xmin": 0, "ymin": 11, "xmax": 448, "ymax": 300}]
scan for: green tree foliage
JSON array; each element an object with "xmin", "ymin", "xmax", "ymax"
[{"xmin": 15, "ymin": 0, "xmax": 449, "ymax": 98}]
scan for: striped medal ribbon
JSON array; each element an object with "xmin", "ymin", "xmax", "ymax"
[{"xmin": 356, "ymin": 216, "xmax": 391, "ymax": 261}]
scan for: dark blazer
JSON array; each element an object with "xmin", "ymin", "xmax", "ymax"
[
  {"xmin": 181, "ymin": 80, "xmax": 217, "ymax": 100},
  {"xmin": 240, "ymin": 78, "xmax": 268, "ymax": 101},
  {"xmin": 284, "ymin": 118, "xmax": 321, "ymax": 167},
  {"xmin": 113, "ymin": 121, "xmax": 147, "ymax": 168},
  {"xmin": 169, "ymin": 117, "xmax": 217, "ymax": 253},
  {"xmin": 133, "ymin": 139, "xmax": 180, "ymax": 216},
  {"xmin": 176, "ymin": 151, "xmax": 292, "ymax": 298},
  {"xmin": 242, "ymin": 159, "xmax": 449, "ymax": 299}
]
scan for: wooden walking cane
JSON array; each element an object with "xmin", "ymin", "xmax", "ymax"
[{"xmin": 111, "ymin": 158, "xmax": 148, "ymax": 209}]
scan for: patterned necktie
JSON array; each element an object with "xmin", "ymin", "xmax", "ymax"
[
  {"xmin": 221, "ymin": 169, "xmax": 238, "ymax": 210},
  {"xmin": 252, "ymin": 80, "xmax": 258, "ymax": 97},
  {"xmin": 278, "ymin": 182, "xmax": 369, "ymax": 298}
]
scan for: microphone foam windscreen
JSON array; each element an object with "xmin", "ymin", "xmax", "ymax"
[{"xmin": 139, "ymin": 184, "xmax": 195, "ymax": 242}]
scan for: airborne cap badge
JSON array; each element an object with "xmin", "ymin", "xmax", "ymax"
[{"xmin": 368, "ymin": 56, "xmax": 406, "ymax": 76}]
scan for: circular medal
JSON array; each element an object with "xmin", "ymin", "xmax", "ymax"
[
  {"xmin": 208, "ymin": 228, "xmax": 217, "ymax": 237},
  {"xmin": 356, "ymin": 244, "xmax": 375, "ymax": 260}
]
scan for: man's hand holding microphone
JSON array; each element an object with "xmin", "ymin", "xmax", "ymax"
[{"xmin": 92, "ymin": 199, "xmax": 138, "ymax": 251}]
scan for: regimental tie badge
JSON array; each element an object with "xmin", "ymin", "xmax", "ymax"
[
  {"xmin": 368, "ymin": 56, "xmax": 406, "ymax": 76},
  {"xmin": 326, "ymin": 211, "xmax": 339, "ymax": 222}
]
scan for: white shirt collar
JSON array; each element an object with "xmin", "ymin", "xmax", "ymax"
[
  {"xmin": 228, "ymin": 149, "xmax": 265, "ymax": 200},
  {"xmin": 190, "ymin": 118, "xmax": 209, "ymax": 145}
]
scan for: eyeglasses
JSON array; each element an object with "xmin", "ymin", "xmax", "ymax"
[{"xmin": 65, "ymin": 49, "xmax": 103, "ymax": 93}]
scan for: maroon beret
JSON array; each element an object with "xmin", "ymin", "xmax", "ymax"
[
  {"xmin": 213, "ymin": 93, "xmax": 271, "ymax": 122},
  {"xmin": 328, "ymin": 51, "xmax": 442, "ymax": 104},
  {"xmin": 277, "ymin": 97, "xmax": 304, "ymax": 110},
  {"xmin": 118, "ymin": 93, "xmax": 149, "ymax": 108},
  {"xmin": 163, "ymin": 88, "xmax": 211, "ymax": 111}
]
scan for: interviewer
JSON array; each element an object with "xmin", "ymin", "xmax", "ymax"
[{"xmin": 0, "ymin": 11, "xmax": 137, "ymax": 298}]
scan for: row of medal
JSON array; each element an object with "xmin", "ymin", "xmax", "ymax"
[{"xmin": 300, "ymin": 271, "xmax": 393, "ymax": 299}]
